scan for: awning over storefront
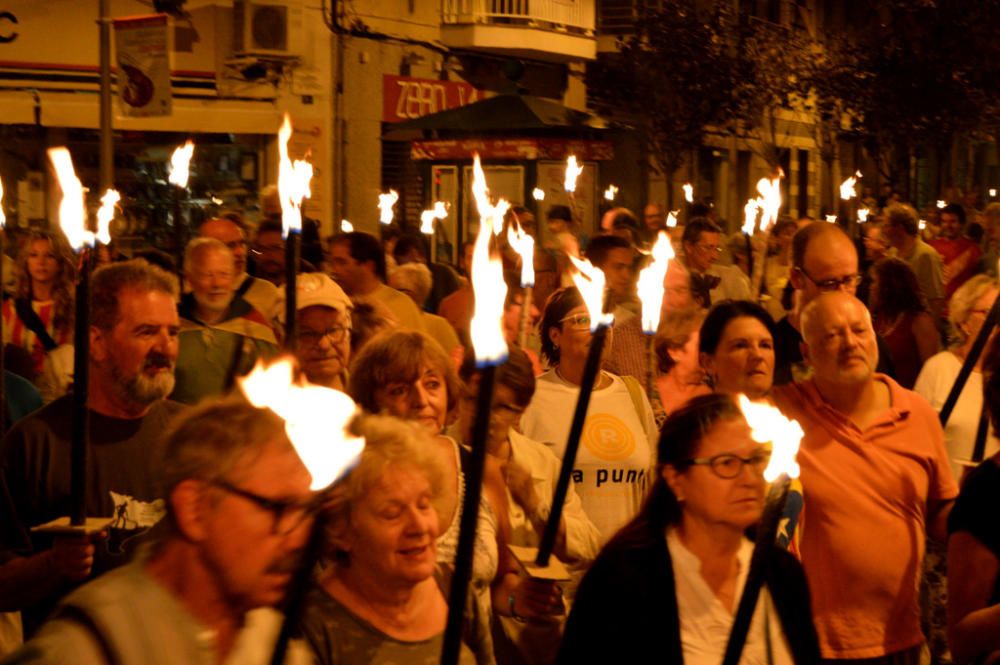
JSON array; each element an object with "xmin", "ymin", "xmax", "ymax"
[
  {"xmin": 382, "ymin": 94, "xmax": 609, "ymax": 140},
  {"xmin": 4, "ymin": 91, "xmax": 281, "ymax": 134},
  {"xmin": 411, "ymin": 137, "xmax": 613, "ymax": 161}
]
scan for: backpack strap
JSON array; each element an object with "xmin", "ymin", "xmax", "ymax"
[
  {"xmin": 619, "ymin": 374, "xmax": 651, "ymax": 442},
  {"xmin": 14, "ymin": 299, "xmax": 58, "ymax": 352}
]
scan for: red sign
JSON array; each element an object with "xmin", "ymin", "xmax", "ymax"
[
  {"xmin": 383, "ymin": 75, "xmax": 483, "ymax": 123},
  {"xmin": 411, "ymin": 138, "xmax": 614, "ymax": 161}
]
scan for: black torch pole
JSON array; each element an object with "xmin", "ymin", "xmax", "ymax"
[
  {"xmin": 535, "ymin": 323, "xmax": 610, "ymax": 566},
  {"xmin": 268, "ymin": 508, "xmax": 328, "ymax": 665},
  {"xmin": 284, "ymin": 229, "xmax": 300, "ymax": 353},
  {"xmin": 721, "ymin": 475, "xmax": 792, "ymax": 665},
  {"xmin": 939, "ymin": 294, "xmax": 1000, "ymax": 427},
  {"xmin": 0, "ymin": 228, "xmax": 6, "ymax": 434},
  {"xmin": 70, "ymin": 247, "xmax": 93, "ymax": 526},
  {"xmin": 440, "ymin": 362, "xmax": 498, "ymax": 665}
]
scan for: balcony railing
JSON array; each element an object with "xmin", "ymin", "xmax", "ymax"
[{"xmin": 442, "ymin": 0, "xmax": 595, "ymax": 35}]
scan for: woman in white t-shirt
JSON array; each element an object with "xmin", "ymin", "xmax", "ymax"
[
  {"xmin": 914, "ymin": 275, "xmax": 1000, "ymax": 480},
  {"xmin": 520, "ymin": 286, "xmax": 657, "ymax": 543}
]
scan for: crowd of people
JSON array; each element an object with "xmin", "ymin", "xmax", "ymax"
[{"xmin": 0, "ymin": 186, "xmax": 999, "ymax": 665}]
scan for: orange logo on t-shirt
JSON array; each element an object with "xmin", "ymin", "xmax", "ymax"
[{"xmin": 581, "ymin": 414, "xmax": 636, "ymax": 461}]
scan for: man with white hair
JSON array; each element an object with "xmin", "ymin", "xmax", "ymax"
[
  {"xmin": 773, "ymin": 291, "xmax": 957, "ymax": 664},
  {"xmin": 198, "ymin": 216, "xmax": 279, "ymax": 321},
  {"xmin": 0, "ymin": 260, "xmax": 186, "ymax": 636},
  {"xmin": 171, "ymin": 238, "xmax": 278, "ymax": 404}
]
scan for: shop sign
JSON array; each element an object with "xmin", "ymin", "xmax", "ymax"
[{"xmin": 383, "ymin": 75, "xmax": 482, "ymax": 123}]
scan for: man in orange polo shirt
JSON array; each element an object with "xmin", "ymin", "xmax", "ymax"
[{"xmin": 773, "ymin": 291, "xmax": 957, "ymax": 664}]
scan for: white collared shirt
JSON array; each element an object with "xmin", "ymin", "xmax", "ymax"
[{"xmin": 666, "ymin": 528, "xmax": 793, "ymax": 665}]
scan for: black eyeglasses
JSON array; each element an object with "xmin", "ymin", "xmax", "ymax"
[
  {"xmin": 685, "ymin": 449, "xmax": 771, "ymax": 479},
  {"xmin": 796, "ymin": 268, "xmax": 863, "ymax": 292},
  {"xmin": 299, "ymin": 326, "xmax": 349, "ymax": 346},
  {"xmin": 210, "ymin": 479, "xmax": 318, "ymax": 535}
]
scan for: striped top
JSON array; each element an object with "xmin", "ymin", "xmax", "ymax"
[{"xmin": 2, "ymin": 298, "xmax": 72, "ymax": 377}]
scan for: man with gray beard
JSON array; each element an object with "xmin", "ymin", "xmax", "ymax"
[{"xmin": 0, "ymin": 260, "xmax": 186, "ymax": 638}]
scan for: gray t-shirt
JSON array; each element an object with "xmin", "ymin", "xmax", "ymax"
[{"xmin": 301, "ymin": 579, "xmax": 477, "ymax": 665}]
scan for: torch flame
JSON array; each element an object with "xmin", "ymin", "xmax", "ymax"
[
  {"xmin": 378, "ymin": 190, "xmax": 400, "ymax": 225},
  {"xmin": 96, "ymin": 189, "xmax": 120, "ymax": 246},
  {"xmin": 858, "ymin": 208, "xmax": 870, "ymax": 223},
  {"xmin": 340, "ymin": 219, "xmax": 353, "ymax": 233},
  {"xmin": 506, "ymin": 221, "xmax": 535, "ymax": 288},
  {"xmin": 756, "ymin": 173, "xmax": 783, "ymax": 233},
  {"xmin": 420, "ymin": 201, "xmax": 448, "ymax": 235},
  {"xmin": 532, "ymin": 187, "xmax": 545, "ymax": 201},
  {"xmin": 469, "ymin": 154, "xmax": 509, "ymax": 366},
  {"xmin": 738, "ymin": 395, "xmax": 802, "ymax": 482},
  {"xmin": 0, "ymin": 177, "xmax": 6, "ymax": 229},
  {"xmin": 742, "ymin": 199, "xmax": 761, "ymax": 235},
  {"xmin": 168, "ymin": 140, "xmax": 195, "ymax": 189},
  {"xmin": 239, "ymin": 358, "xmax": 365, "ymax": 491},
  {"xmin": 277, "ymin": 114, "xmax": 314, "ymax": 238},
  {"xmin": 604, "ymin": 185, "xmax": 618, "ymax": 201},
  {"xmin": 637, "ymin": 231, "xmax": 674, "ymax": 334},
  {"xmin": 666, "ymin": 210, "xmax": 679, "ymax": 228},
  {"xmin": 936, "ymin": 200, "xmax": 946, "ymax": 209},
  {"xmin": 683, "ymin": 183, "xmax": 693, "ymax": 203},
  {"xmin": 839, "ymin": 171, "xmax": 861, "ymax": 201},
  {"xmin": 471, "ymin": 154, "xmax": 509, "ymax": 236},
  {"xmin": 568, "ymin": 254, "xmax": 614, "ymax": 332},
  {"xmin": 741, "ymin": 172, "xmax": 783, "ymax": 235},
  {"xmin": 48, "ymin": 148, "xmax": 90, "ymax": 252},
  {"xmin": 564, "ymin": 155, "xmax": 583, "ymax": 194}
]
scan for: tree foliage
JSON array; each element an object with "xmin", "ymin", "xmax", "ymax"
[{"xmin": 586, "ymin": 0, "xmax": 746, "ymax": 197}]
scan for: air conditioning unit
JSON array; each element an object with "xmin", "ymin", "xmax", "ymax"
[{"xmin": 233, "ymin": 0, "xmax": 303, "ymax": 58}]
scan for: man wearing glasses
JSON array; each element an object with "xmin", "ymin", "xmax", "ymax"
[
  {"xmin": 773, "ymin": 221, "xmax": 896, "ymax": 385},
  {"xmin": 276, "ymin": 272, "xmax": 353, "ymax": 392},
  {"xmin": 680, "ymin": 217, "xmax": 751, "ymax": 308},
  {"xmin": 773, "ymin": 291, "xmax": 956, "ymax": 665},
  {"xmin": 7, "ymin": 397, "xmax": 317, "ymax": 664}
]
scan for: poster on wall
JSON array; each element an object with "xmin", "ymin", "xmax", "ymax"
[{"xmin": 114, "ymin": 14, "xmax": 172, "ymax": 118}]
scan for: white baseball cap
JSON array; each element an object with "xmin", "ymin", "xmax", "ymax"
[{"xmin": 274, "ymin": 272, "xmax": 352, "ymax": 323}]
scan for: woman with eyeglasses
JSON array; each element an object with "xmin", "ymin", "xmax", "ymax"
[
  {"xmin": 699, "ymin": 300, "xmax": 778, "ymax": 402},
  {"xmin": 520, "ymin": 287, "xmax": 657, "ymax": 544},
  {"xmin": 915, "ymin": 275, "xmax": 1000, "ymax": 480},
  {"xmin": 349, "ymin": 329, "xmax": 515, "ymax": 665},
  {"xmin": 558, "ymin": 394, "xmax": 820, "ymax": 664},
  {"xmin": 301, "ymin": 415, "xmax": 481, "ymax": 665}
]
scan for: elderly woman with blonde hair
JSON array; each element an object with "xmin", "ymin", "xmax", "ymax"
[
  {"xmin": 915, "ymin": 274, "xmax": 1000, "ymax": 479},
  {"xmin": 349, "ymin": 330, "xmax": 517, "ymax": 664},
  {"xmin": 301, "ymin": 415, "xmax": 481, "ymax": 665}
]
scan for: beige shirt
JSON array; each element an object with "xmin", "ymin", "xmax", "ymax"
[{"xmin": 373, "ymin": 283, "xmax": 425, "ymax": 332}]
